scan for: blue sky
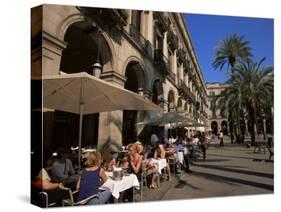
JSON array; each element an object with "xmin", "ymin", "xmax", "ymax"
[{"xmin": 184, "ymin": 14, "xmax": 274, "ymax": 83}]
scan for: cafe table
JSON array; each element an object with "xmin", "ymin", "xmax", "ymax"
[
  {"xmin": 145, "ymin": 158, "xmax": 167, "ymax": 174},
  {"xmin": 99, "ymin": 172, "xmax": 140, "ymax": 200}
]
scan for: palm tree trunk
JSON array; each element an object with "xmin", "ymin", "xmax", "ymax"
[{"xmin": 251, "ymin": 105, "xmax": 258, "ymax": 146}]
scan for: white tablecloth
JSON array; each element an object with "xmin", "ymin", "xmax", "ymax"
[
  {"xmin": 99, "ymin": 172, "xmax": 140, "ymax": 199},
  {"xmin": 146, "ymin": 158, "xmax": 167, "ymax": 174}
]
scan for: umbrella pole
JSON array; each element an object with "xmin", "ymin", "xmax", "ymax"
[{"xmin": 78, "ymin": 104, "xmax": 84, "ymax": 170}]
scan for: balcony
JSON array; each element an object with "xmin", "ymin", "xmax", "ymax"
[
  {"xmin": 167, "ymin": 70, "xmax": 176, "ymax": 85},
  {"xmin": 154, "ymin": 12, "xmax": 169, "ymax": 32},
  {"xmin": 79, "ymin": 7, "xmax": 128, "ymax": 29},
  {"xmin": 167, "ymin": 30, "xmax": 179, "ymax": 51},
  {"xmin": 177, "ymin": 48, "xmax": 186, "ymax": 63},
  {"xmin": 179, "ymin": 80, "xmax": 196, "ymax": 103},
  {"xmin": 129, "ymin": 24, "xmax": 146, "ymax": 49},
  {"xmin": 183, "ymin": 60, "xmax": 190, "ymax": 71},
  {"xmin": 154, "ymin": 49, "xmax": 169, "ymax": 75},
  {"xmin": 129, "ymin": 24, "xmax": 152, "ymax": 56}
]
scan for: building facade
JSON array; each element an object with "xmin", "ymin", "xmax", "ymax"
[
  {"xmin": 206, "ymin": 83, "xmax": 229, "ymax": 135},
  {"xmin": 31, "ymin": 4, "xmax": 209, "ymax": 153}
]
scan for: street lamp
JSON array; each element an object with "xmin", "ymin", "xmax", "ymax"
[{"xmin": 92, "ymin": 27, "xmax": 103, "ymax": 78}]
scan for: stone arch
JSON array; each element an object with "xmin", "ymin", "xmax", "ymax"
[
  {"xmin": 89, "ymin": 31, "xmax": 117, "ymax": 72},
  {"xmin": 58, "ymin": 13, "xmax": 116, "ymax": 73},
  {"xmin": 57, "ymin": 13, "xmax": 85, "ymax": 41},
  {"xmin": 151, "ymin": 78, "xmax": 164, "ymax": 105},
  {"xmin": 167, "ymin": 89, "xmax": 176, "ymax": 112},
  {"xmin": 221, "ymin": 120, "xmax": 228, "ymax": 135},
  {"xmin": 211, "ymin": 121, "xmax": 218, "ymax": 135},
  {"xmin": 184, "ymin": 102, "xmax": 188, "ymax": 111},
  {"xmin": 60, "ymin": 21, "xmax": 116, "ymax": 75},
  {"xmin": 177, "ymin": 97, "xmax": 183, "ymax": 112},
  {"xmin": 122, "ymin": 56, "xmax": 149, "ymax": 90}
]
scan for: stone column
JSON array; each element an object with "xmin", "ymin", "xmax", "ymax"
[
  {"xmin": 42, "ymin": 32, "xmax": 67, "ymax": 76},
  {"xmin": 180, "ymin": 63, "xmax": 184, "ymax": 81},
  {"xmin": 97, "ymin": 71, "xmax": 127, "ymax": 161},
  {"xmin": 172, "ymin": 50, "xmax": 177, "ymax": 78},
  {"xmin": 140, "ymin": 11, "xmax": 146, "ymax": 38},
  {"xmin": 32, "ymin": 32, "xmax": 67, "ymax": 155},
  {"xmin": 140, "ymin": 11, "xmax": 153, "ymax": 44},
  {"xmin": 163, "ymin": 32, "xmax": 168, "ymax": 58}
]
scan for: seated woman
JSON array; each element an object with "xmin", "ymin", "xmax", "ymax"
[
  {"xmin": 76, "ymin": 151, "xmax": 112, "ymax": 205},
  {"xmin": 32, "ymin": 168, "xmax": 70, "ymax": 207},
  {"xmin": 119, "ymin": 143, "xmax": 143, "ymax": 202},
  {"xmin": 155, "ymin": 144, "xmax": 171, "ymax": 181}
]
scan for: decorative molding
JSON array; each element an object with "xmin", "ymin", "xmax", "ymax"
[{"xmin": 100, "ymin": 70, "xmax": 127, "ymax": 87}]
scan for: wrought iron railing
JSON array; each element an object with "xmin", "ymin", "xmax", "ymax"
[
  {"xmin": 129, "ymin": 24, "xmax": 146, "ymax": 49},
  {"xmin": 179, "ymin": 80, "xmax": 196, "ymax": 103},
  {"xmin": 129, "ymin": 24, "xmax": 153, "ymax": 56},
  {"xmin": 154, "ymin": 49, "xmax": 168, "ymax": 64},
  {"xmin": 154, "ymin": 49, "xmax": 169, "ymax": 75},
  {"xmin": 167, "ymin": 70, "xmax": 176, "ymax": 84}
]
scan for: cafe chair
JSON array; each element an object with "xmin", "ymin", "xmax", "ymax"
[
  {"xmin": 31, "ymin": 186, "xmax": 65, "ymax": 208},
  {"xmin": 37, "ymin": 191, "xmax": 56, "ymax": 208},
  {"xmin": 62, "ymin": 189, "xmax": 100, "ymax": 206}
]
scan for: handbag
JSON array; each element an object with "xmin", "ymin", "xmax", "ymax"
[{"xmin": 32, "ymin": 177, "xmax": 42, "ymax": 189}]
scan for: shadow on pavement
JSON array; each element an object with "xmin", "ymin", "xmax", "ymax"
[
  {"xmin": 174, "ymin": 175, "xmax": 200, "ymax": 190},
  {"xmin": 195, "ymin": 158, "xmax": 231, "ymax": 163},
  {"xmin": 193, "ymin": 164, "xmax": 273, "ymax": 179},
  {"xmin": 192, "ymin": 171, "xmax": 274, "ymax": 191},
  {"xmin": 207, "ymin": 153, "xmax": 267, "ymax": 161}
]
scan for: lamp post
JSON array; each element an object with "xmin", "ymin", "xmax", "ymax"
[{"xmin": 92, "ymin": 28, "xmax": 103, "ymax": 78}]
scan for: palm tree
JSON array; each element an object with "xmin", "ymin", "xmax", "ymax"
[
  {"xmin": 220, "ymin": 58, "xmax": 273, "ymax": 145},
  {"xmin": 219, "ymin": 83, "xmax": 243, "ymax": 137},
  {"xmin": 212, "ymin": 33, "xmax": 252, "ymax": 72}
]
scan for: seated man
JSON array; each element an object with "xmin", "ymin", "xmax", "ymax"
[
  {"xmin": 32, "ymin": 168, "xmax": 70, "ymax": 207},
  {"xmin": 51, "ymin": 148, "xmax": 78, "ymax": 189}
]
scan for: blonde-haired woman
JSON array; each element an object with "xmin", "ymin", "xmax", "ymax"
[
  {"xmin": 156, "ymin": 144, "xmax": 171, "ymax": 181},
  {"xmin": 120, "ymin": 143, "xmax": 143, "ymax": 202},
  {"xmin": 125, "ymin": 143, "xmax": 143, "ymax": 181},
  {"xmin": 76, "ymin": 151, "xmax": 112, "ymax": 205}
]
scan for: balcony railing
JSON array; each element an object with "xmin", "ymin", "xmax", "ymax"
[
  {"xmin": 154, "ymin": 12, "xmax": 169, "ymax": 32},
  {"xmin": 167, "ymin": 30, "xmax": 179, "ymax": 51},
  {"xmin": 129, "ymin": 24, "xmax": 153, "ymax": 56},
  {"xmin": 167, "ymin": 70, "xmax": 176, "ymax": 84},
  {"xmin": 78, "ymin": 7, "xmax": 128, "ymax": 29},
  {"xmin": 154, "ymin": 49, "xmax": 169, "ymax": 74},
  {"xmin": 129, "ymin": 24, "xmax": 146, "ymax": 49},
  {"xmin": 179, "ymin": 80, "xmax": 196, "ymax": 103}
]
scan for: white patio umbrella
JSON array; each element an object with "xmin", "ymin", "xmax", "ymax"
[
  {"xmin": 35, "ymin": 72, "xmax": 162, "ymax": 169},
  {"xmin": 181, "ymin": 122, "xmax": 207, "ymax": 127},
  {"xmin": 147, "ymin": 112, "xmax": 195, "ymax": 126}
]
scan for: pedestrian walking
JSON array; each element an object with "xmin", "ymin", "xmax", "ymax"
[
  {"xmin": 219, "ymin": 130, "xmax": 224, "ymax": 147},
  {"xmin": 200, "ymin": 133, "xmax": 207, "ymax": 161}
]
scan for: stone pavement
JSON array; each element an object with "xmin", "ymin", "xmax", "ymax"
[{"xmin": 138, "ymin": 137, "xmax": 274, "ymax": 202}]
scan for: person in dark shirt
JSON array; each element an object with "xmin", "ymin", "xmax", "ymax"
[{"xmin": 76, "ymin": 151, "xmax": 111, "ymax": 205}]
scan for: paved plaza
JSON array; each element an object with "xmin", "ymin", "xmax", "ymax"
[{"xmin": 140, "ymin": 137, "xmax": 273, "ymax": 202}]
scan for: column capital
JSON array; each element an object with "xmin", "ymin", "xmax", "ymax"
[
  {"xmin": 100, "ymin": 70, "xmax": 127, "ymax": 87},
  {"xmin": 41, "ymin": 31, "xmax": 67, "ymax": 55}
]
